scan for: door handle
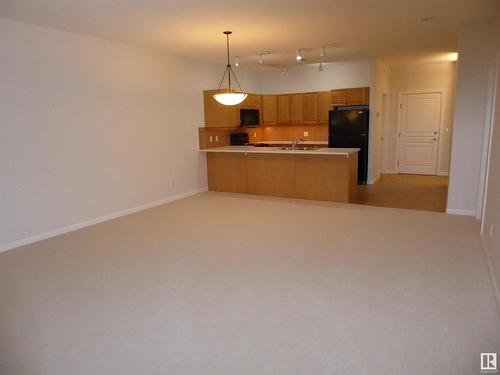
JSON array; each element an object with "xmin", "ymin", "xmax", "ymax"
[
  {"xmin": 433, "ymin": 138, "xmax": 437, "ymax": 141},
  {"xmin": 434, "ymin": 131, "xmax": 438, "ymax": 134}
]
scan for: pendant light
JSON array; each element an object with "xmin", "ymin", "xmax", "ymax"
[{"xmin": 213, "ymin": 31, "xmax": 247, "ymax": 106}]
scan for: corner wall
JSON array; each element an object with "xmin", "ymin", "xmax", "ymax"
[
  {"xmin": 0, "ymin": 18, "xmax": 260, "ymax": 249},
  {"xmin": 447, "ymin": 19, "xmax": 498, "ymax": 216}
]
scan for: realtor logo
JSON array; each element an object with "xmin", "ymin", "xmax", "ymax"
[{"xmin": 482, "ymin": 353, "xmax": 498, "ymax": 373}]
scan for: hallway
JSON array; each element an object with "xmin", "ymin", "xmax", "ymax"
[{"xmin": 356, "ymin": 174, "xmax": 449, "ymax": 212}]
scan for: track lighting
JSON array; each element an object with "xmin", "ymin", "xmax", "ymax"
[
  {"xmin": 258, "ymin": 54, "xmax": 264, "ymax": 64},
  {"xmin": 281, "ymin": 67, "xmax": 287, "ymax": 76},
  {"xmin": 235, "ymin": 56, "xmax": 239, "ymax": 67},
  {"xmin": 318, "ymin": 62, "xmax": 323, "ymax": 72}
]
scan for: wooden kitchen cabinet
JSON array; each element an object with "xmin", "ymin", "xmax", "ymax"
[
  {"xmin": 262, "ymin": 95, "xmax": 278, "ymax": 125},
  {"xmin": 290, "ymin": 94, "xmax": 303, "ymax": 123},
  {"xmin": 347, "ymin": 87, "xmax": 370, "ymax": 105},
  {"xmin": 278, "ymin": 95, "xmax": 291, "ymax": 124},
  {"xmin": 303, "ymin": 93, "xmax": 319, "ymax": 123},
  {"xmin": 319, "ymin": 91, "xmax": 332, "ymax": 123},
  {"xmin": 331, "ymin": 87, "xmax": 370, "ymax": 107},
  {"xmin": 331, "ymin": 89, "xmax": 348, "ymax": 106},
  {"xmin": 240, "ymin": 94, "xmax": 262, "ymax": 109},
  {"xmin": 203, "ymin": 89, "xmax": 240, "ymax": 127}
]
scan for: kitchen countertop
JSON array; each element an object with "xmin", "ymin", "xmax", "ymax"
[
  {"xmin": 200, "ymin": 146, "xmax": 359, "ymax": 157},
  {"xmin": 253, "ymin": 140, "xmax": 328, "ymax": 145}
]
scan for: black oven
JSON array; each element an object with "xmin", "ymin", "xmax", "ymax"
[{"xmin": 240, "ymin": 108, "xmax": 260, "ymax": 127}]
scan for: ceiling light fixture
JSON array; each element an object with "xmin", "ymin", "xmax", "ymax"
[
  {"xmin": 320, "ymin": 46, "xmax": 326, "ymax": 58},
  {"xmin": 318, "ymin": 62, "xmax": 323, "ymax": 72},
  {"xmin": 296, "ymin": 49, "xmax": 303, "ymax": 61},
  {"xmin": 234, "ymin": 56, "xmax": 240, "ymax": 67},
  {"xmin": 213, "ymin": 31, "xmax": 247, "ymax": 106}
]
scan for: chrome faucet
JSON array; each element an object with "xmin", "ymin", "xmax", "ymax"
[{"xmin": 291, "ymin": 138, "xmax": 304, "ymax": 150}]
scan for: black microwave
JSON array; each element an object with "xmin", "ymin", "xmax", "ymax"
[{"xmin": 240, "ymin": 108, "xmax": 260, "ymax": 127}]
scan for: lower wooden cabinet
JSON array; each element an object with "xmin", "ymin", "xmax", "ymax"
[{"xmin": 206, "ymin": 152, "xmax": 358, "ymax": 203}]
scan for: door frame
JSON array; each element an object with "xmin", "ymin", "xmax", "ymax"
[
  {"xmin": 380, "ymin": 92, "xmax": 390, "ymax": 173},
  {"xmin": 395, "ymin": 89, "xmax": 445, "ymax": 174}
]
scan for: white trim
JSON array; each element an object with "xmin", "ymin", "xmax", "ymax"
[
  {"xmin": 445, "ymin": 208, "xmax": 476, "ymax": 216},
  {"xmin": 382, "ymin": 169, "xmax": 398, "ymax": 174},
  {"xmin": 437, "ymin": 171, "xmax": 449, "ymax": 176},
  {"xmin": 481, "ymin": 236, "xmax": 500, "ymax": 320},
  {"xmin": 479, "ymin": 61, "xmax": 498, "ymax": 225},
  {"xmin": 380, "ymin": 92, "xmax": 390, "ymax": 174},
  {"xmin": 0, "ymin": 187, "xmax": 208, "ymax": 254},
  {"xmin": 395, "ymin": 89, "xmax": 445, "ymax": 175}
]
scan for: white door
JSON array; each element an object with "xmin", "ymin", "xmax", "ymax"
[{"xmin": 397, "ymin": 92, "xmax": 442, "ymax": 175}]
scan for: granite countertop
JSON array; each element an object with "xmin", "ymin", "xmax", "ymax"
[{"xmin": 200, "ymin": 146, "xmax": 359, "ymax": 157}]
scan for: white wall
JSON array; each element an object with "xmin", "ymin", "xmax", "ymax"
[
  {"xmin": 0, "ymin": 18, "xmax": 259, "ymax": 248},
  {"xmin": 383, "ymin": 62, "xmax": 456, "ymax": 175},
  {"xmin": 447, "ymin": 19, "xmax": 498, "ymax": 215},
  {"xmin": 481, "ymin": 8, "xmax": 500, "ymax": 314},
  {"xmin": 257, "ymin": 60, "xmax": 375, "ymax": 94},
  {"xmin": 373, "ymin": 61, "xmax": 390, "ymax": 181},
  {"xmin": 256, "ymin": 60, "xmax": 378, "ymax": 182}
]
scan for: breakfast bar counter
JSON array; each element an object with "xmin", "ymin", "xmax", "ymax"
[{"xmin": 200, "ymin": 146, "xmax": 359, "ymax": 203}]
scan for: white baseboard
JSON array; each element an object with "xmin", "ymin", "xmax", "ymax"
[
  {"xmin": 445, "ymin": 208, "xmax": 476, "ymax": 216},
  {"xmin": 382, "ymin": 170, "xmax": 397, "ymax": 174},
  {"xmin": 0, "ymin": 187, "xmax": 208, "ymax": 254},
  {"xmin": 437, "ymin": 171, "xmax": 449, "ymax": 176},
  {"xmin": 481, "ymin": 236, "xmax": 500, "ymax": 320}
]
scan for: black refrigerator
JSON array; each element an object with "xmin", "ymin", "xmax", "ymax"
[{"xmin": 328, "ymin": 107, "xmax": 369, "ymax": 184}]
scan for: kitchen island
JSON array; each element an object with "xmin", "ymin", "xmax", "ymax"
[{"xmin": 200, "ymin": 146, "xmax": 359, "ymax": 203}]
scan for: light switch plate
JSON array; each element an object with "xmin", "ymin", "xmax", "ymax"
[
  {"xmin": 303, "ymin": 131, "xmax": 309, "ymax": 137},
  {"xmin": 215, "ymin": 135, "xmax": 219, "ymax": 142},
  {"xmin": 209, "ymin": 136, "xmax": 213, "ymax": 142}
]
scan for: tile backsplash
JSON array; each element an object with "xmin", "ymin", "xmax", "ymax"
[{"xmin": 199, "ymin": 124, "xmax": 327, "ymax": 148}]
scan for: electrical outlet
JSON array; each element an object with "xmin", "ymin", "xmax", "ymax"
[
  {"xmin": 253, "ymin": 132, "xmax": 257, "ymax": 138},
  {"xmin": 215, "ymin": 135, "xmax": 219, "ymax": 142},
  {"xmin": 490, "ymin": 224, "xmax": 494, "ymax": 237},
  {"xmin": 303, "ymin": 131, "xmax": 309, "ymax": 137},
  {"xmin": 209, "ymin": 136, "xmax": 213, "ymax": 142}
]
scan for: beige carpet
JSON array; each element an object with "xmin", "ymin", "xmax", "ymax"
[
  {"xmin": 356, "ymin": 174, "xmax": 449, "ymax": 212},
  {"xmin": 0, "ymin": 192, "xmax": 498, "ymax": 375}
]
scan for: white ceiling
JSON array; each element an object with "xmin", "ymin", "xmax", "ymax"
[{"xmin": 0, "ymin": 0, "xmax": 497, "ymax": 68}]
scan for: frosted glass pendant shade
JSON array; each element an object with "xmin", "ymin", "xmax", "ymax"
[{"xmin": 213, "ymin": 92, "xmax": 248, "ymax": 106}]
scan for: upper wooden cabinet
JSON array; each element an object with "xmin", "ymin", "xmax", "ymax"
[
  {"xmin": 278, "ymin": 95, "xmax": 291, "ymax": 124},
  {"xmin": 318, "ymin": 91, "xmax": 332, "ymax": 123},
  {"xmin": 331, "ymin": 87, "xmax": 370, "ymax": 107},
  {"xmin": 347, "ymin": 87, "xmax": 370, "ymax": 105},
  {"xmin": 303, "ymin": 93, "xmax": 319, "ymax": 123},
  {"xmin": 204, "ymin": 90, "xmax": 240, "ymax": 127},
  {"xmin": 241, "ymin": 94, "xmax": 262, "ymax": 109},
  {"xmin": 290, "ymin": 94, "xmax": 303, "ymax": 123},
  {"xmin": 262, "ymin": 95, "xmax": 278, "ymax": 125},
  {"xmin": 331, "ymin": 89, "xmax": 348, "ymax": 106}
]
